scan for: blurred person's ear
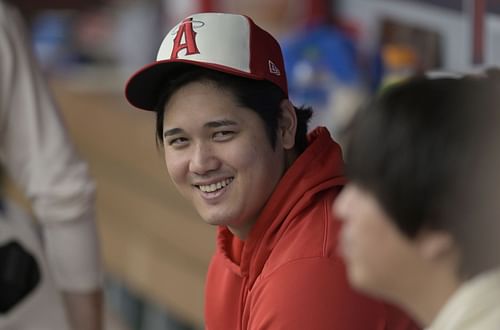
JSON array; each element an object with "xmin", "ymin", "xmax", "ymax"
[{"xmin": 415, "ymin": 229, "xmax": 458, "ymax": 265}]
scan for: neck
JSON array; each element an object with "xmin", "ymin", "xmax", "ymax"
[
  {"xmin": 284, "ymin": 149, "xmax": 299, "ymax": 170},
  {"xmin": 228, "ymin": 220, "xmax": 255, "ymax": 240}
]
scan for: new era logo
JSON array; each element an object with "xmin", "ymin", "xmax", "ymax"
[{"xmin": 268, "ymin": 60, "xmax": 281, "ymax": 76}]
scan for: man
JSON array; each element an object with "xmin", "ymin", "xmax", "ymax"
[
  {"xmin": 334, "ymin": 74, "xmax": 500, "ymax": 329},
  {"xmin": 125, "ymin": 12, "xmax": 419, "ymax": 329},
  {"xmin": 0, "ymin": 1, "xmax": 102, "ymax": 329}
]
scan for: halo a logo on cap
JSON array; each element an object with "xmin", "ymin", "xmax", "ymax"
[
  {"xmin": 268, "ymin": 60, "xmax": 281, "ymax": 76},
  {"xmin": 170, "ymin": 18, "xmax": 205, "ymax": 59}
]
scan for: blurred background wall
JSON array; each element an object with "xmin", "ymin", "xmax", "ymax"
[{"xmin": 5, "ymin": 1, "xmax": 500, "ymax": 329}]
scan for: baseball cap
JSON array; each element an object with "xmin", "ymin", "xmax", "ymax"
[{"xmin": 125, "ymin": 12, "xmax": 288, "ymax": 111}]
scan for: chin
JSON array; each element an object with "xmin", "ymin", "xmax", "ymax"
[
  {"xmin": 199, "ymin": 212, "xmax": 235, "ymax": 227},
  {"xmin": 199, "ymin": 216, "xmax": 225, "ymax": 226}
]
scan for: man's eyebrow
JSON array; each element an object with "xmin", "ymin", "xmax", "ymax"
[
  {"xmin": 163, "ymin": 127, "xmax": 184, "ymax": 138},
  {"xmin": 204, "ymin": 120, "xmax": 238, "ymax": 128},
  {"xmin": 163, "ymin": 120, "xmax": 238, "ymax": 138}
]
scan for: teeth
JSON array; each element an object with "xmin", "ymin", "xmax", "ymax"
[{"xmin": 199, "ymin": 178, "xmax": 232, "ymax": 193}]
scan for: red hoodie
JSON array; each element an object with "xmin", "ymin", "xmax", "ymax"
[{"xmin": 205, "ymin": 127, "xmax": 420, "ymax": 330}]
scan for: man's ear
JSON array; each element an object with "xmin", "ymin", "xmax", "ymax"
[
  {"xmin": 415, "ymin": 229, "xmax": 457, "ymax": 262},
  {"xmin": 279, "ymin": 99, "xmax": 297, "ymax": 150}
]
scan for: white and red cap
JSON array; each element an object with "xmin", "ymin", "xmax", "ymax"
[{"xmin": 125, "ymin": 12, "xmax": 288, "ymax": 111}]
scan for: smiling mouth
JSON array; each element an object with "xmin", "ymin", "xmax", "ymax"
[{"xmin": 196, "ymin": 178, "xmax": 234, "ymax": 193}]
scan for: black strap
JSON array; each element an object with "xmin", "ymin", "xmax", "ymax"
[{"xmin": 0, "ymin": 241, "xmax": 41, "ymax": 313}]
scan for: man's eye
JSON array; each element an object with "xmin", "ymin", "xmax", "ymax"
[
  {"xmin": 167, "ymin": 137, "xmax": 189, "ymax": 147},
  {"xmin": 213, "ymin": 131, "xmax": 235, "ymax": 141}
]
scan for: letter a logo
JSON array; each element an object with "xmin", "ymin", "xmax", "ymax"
[{"xmin": 171, "ymin": 18, "xmax": 200, "ymax": 59}]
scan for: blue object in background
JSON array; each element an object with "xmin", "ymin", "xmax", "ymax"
[
  {"xmin": 31, "ymin": 11, "xmax": 76, "ymax": 72},
  {"xmin": 281, "ymin": 24, "xmax": 361, "ymax": 110}
]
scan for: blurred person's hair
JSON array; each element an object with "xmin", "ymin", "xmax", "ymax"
[
  {"xmin": 453, "ymin": 69, "xmax": 500, "ymax": 276},
  {"xmin": 154, "ymin": 67, "xmax": 313, "ymax": 154},
  {"xmin": 342, "ymin": 73, "xmax": 500, "ymax": 276}
]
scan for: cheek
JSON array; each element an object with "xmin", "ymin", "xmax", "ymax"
[
  {"xmin": 346, "ymin": 222, "xmax": 391, "ymax": 289},
  {"xmin": 164, "ymin": 152, "xmax": 186, "ymax": 184},
  {"xmin": 351, "ymin": 220, "xmax": 408, "ymax": 279},
  {"xmin": 344, "ymin": 218, "xmax": 378, "ymax": 259},
  {"xmin": 344, "ymin": 212, "xmax": 394, "ymax": 270},
  {"xmin": 223, "ymin": 140, "xmax": 261, "ymax": 171},
  {"xmin": 348, "ymin": 196, "xmax": 395, "ymax": 249},
  {"xmin": 352, "ymin": 218, "xmax": 393, "ymax": 259},
  {"xmin": 227, "ymin": 140, "xmax": 283, "ymax": 204}
]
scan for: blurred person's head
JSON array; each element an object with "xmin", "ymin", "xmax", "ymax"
[
  {"xmin": 333, "ymin": 73, "xmax": 500, "ymax": 325},
  {"xmin": 125, "ymin": 12, "xmax": 312, "ymax": 239}
]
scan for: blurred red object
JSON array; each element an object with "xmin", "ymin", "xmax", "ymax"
[
  {"xmin": 5, "ymin": 0, "xmax": 105, "ymax": 22},
  {"xmin": 7, "ymin": 0, "xmax": 104, "ymax": 10}
]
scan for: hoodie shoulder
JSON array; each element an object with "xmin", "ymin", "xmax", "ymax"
[{"xmin": 261, "ymin": 187, "xmax": 343, "ymax": 276}]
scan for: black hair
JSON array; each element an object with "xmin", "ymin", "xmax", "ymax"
[
  {"xmin": 343, "ymin": 75, "xmax": 499, "ymax": 240},
  {"xmin": 153, "ymin": 66, "xmax": 312, "ymax": 154}
]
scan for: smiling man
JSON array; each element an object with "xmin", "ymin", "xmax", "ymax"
[{"xmin": 125, "ymin": 12, "xmax": 419, "ymax": 330}]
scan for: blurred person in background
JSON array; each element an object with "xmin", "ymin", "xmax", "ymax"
[
  {"xmin": 125, "ymin": 12, "xmax": 419, "ymax": 330},
  {"xmin": 334, "ymin": 73, "xmax": 500, "ymax": 329},
  {"xmin": 0, "ymin": 1, "xmax": 103, "ymax": 329}
]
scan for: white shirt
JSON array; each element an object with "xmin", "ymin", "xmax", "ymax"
[
  {"xmin": 429, "ymin": 268, "xmax": 500, "ymax": 330},
  {"xmin": 0, "ymin": 0, "xmax": 101, "ymax": 291}
]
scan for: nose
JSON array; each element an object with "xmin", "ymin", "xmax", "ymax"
[{"xmin": 189, "ymin": 142, "xmax": 220, "ymax": 175}]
